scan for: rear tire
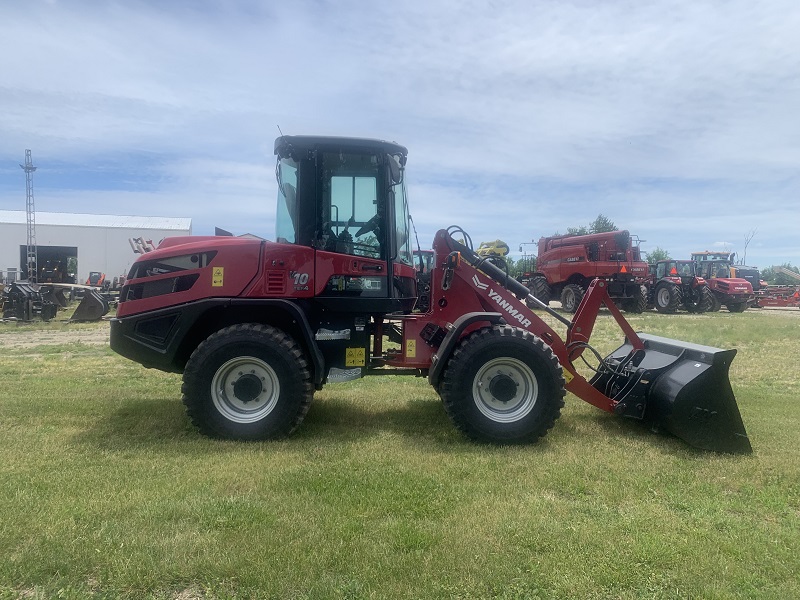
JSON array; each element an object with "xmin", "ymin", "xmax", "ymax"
[
  {"xmin": 439, "ymin": 326, "xmax": 565, "ymax": 444},
  {"xmin": 622, "ymin": 285, "xmax": 648, "ymax": 313},
  {"xmin": 560, "ymin": 283, "xmax": 585, "ymax": 313},
  {"xmin": 655, "ymin": 282, "xmax": 681, "ymax": 313},
  {"xmin": 708, "ymin": 293, "xmax": 722, "ymax": 312},
  {"xmin": 687, "ymin": 286, "xmax": 714, "ymax": 313},
  {"xmin": 182, "ymin": 324, "xmax": 314, "ymax": 440}
]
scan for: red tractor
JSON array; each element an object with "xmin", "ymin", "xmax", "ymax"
[
  {"xmin": 526, "ymin": 230, "xmax": 649, "ymax": 314},
  {"xmin": 647, "ymin": 260, "xmax": 714, "ymax": 313},
  {"xmin": 691, "ymin": 251, "xmax": 754, "ymax": 312},
  {"xmin": 110, "ymin": 135, "xmax": 750, "ymax": 454}
]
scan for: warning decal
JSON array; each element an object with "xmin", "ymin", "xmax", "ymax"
[
  {"xmin": 345, "ymin": 347, "xmax": 366, "ymax": 367},
  {"xmin": 212, "ymin": 267, "xmax": 224, "ymax": 287}
]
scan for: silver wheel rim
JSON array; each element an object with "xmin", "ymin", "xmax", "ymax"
[
  {"xmin": 211, "ymin": 356, "xmax": 280, "ymax": 423},
  {"xmin": 657, "ymin": 287, "xmax": 670, "ymax": 306},
  {"xmin": 564, "ymin": 290, "xmax": 575, "ymax": 310},
  {"xmin": 472, "ymin": 357, "xmax": 538, "ymax": 423}
]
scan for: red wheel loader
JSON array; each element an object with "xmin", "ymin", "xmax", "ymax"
[{"xmin": 110, "ymin": 135, "xmax": 751, "ymax": 454}]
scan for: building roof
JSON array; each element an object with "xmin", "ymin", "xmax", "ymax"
[{"xmin": 0, "ymin": 210, "xmax": 191, "ymax": 231}]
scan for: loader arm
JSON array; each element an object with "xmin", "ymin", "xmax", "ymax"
[
  {"xmin": 433, "ymin": 232, "xmax": 643, "ymax": 413},
  {"xmin": 427, "ymin": 229, "xmax": 751, "ymax": 453}
]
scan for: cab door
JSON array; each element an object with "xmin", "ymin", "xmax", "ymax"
[{"xmin": 314, "ymin": 150, "xmax": 390, "ymax": 310}]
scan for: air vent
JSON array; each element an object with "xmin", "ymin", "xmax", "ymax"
[{"xmin": 266, "ymin": 271, "xmax": 286, "ymax": 294}]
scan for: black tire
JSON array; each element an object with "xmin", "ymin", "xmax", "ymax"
[
  {"xmin": 528, "ymin": 276, "xmax": 552, "ymax": 305},
  {"xmin": 727, "ymin": 302, "xmax": 748, "ymax": 313},
  {"xmin": 622, "ymin": 285, "xmax": 648, "ymax": 313},
  {"xmin": 560, "ymin": 283, "xmax": 585, "ymax": 313},
  {"xmin": 708, "ymin": 293, "xmax": 722, "ymax": 312},
  {"xmin": 686, "ymin": 286, "xmax": 714, "ymax": 313},
  {"xmin": 182, "ymin": 324, "xmax": 314, "ymax": 440},
  {"xmin": 654, "ymin": 282, "xmax": 681, "ymax": 313},
  {"xmin": 439, "ymin": 326, "xmax": 565, "ymax": 444}
]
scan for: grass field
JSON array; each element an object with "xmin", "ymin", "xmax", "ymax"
[{"xmin": 0, "ymin": 309, "xmax": 798, "ymax": 599}]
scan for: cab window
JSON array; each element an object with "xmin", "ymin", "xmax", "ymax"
[{"xmin": 320, "ymin": 152, "xmax": 382, "ymax": 259}]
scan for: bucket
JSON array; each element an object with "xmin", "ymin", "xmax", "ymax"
[{"xmin": 590, "ymin": 333, "xmax": 751, "ymax": 454}]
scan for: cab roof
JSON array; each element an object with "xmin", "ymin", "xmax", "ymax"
[{"xmin": 274, "ymin": 135, "xmax": 407, "ymax": 158}]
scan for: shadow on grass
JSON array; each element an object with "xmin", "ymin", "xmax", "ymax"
[
  {"xmin": 73, "ymin": 394, "xmax": 568, "ymax": 455},
  {"xmin": 564, "ymin": 406, "xmax": 724, "ymax": 458}
]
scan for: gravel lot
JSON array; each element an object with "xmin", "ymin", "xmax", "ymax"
[{"xmin": 0, "ymin": 321, "xmax": 111, "ymax": 349}]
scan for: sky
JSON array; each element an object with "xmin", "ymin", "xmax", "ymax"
[{"xmin": 1, "ymin": 0, "xmax": 798, "ymax": 270}]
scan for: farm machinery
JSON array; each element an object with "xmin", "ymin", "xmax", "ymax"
[
  {"xmin": 647, "ymin": 260, "xmax": 714, "ymax": 314},
  {"xmin": 754, "ymin": 267, "xmax": 800, "ymax": 308},
  {"xmin": 110, "ymin": 135, "xmax": 751, "ymax": 454},
  {"xmin": 691, "ymin": 251, "xmax": 754, "ymax": 312},
  {"xmin": 525, "ymin": 230, "xmax": 649, "ymax": 313}
]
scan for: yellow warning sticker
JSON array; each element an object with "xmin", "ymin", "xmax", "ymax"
[
  {"xmin": 212, "ymin": 267, "xmax": 224, "ymax": 287},
  {"xmin": 563, "ymin": 369, "xmax": 574, "ymax": 383},
  {"xmin": 406, "ymin": 339, "xmax": 417, "ymax": 358},
  {"xmin": 345, "ymin": 347, "xmax": 365, "ymax": 367}
]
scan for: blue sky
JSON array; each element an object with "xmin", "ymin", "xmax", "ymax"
[{"xmin": 1, "ymin": 0, "xmax": 798, "ymax": 269}]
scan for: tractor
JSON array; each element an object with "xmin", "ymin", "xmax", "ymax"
[
  {"xmin": 691, "ymin": 251, "xmax": 754, "ymax": 312},
  {"xmin": 647, "ymin": 260, "xmax": 714, "ymax": 314},
  {"xmin": 110, "ymin": 135, "xmax": 750, "ymax": 454},
  {"xmin": 526, "ymin": 230, "xmax": 649, "ymax": 314}
]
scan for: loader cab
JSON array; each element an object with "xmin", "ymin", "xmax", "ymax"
[{"xmin": 274, "ymin": 135, "xmax": 416, "ymax": 313}]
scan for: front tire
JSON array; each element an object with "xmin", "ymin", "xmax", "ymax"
[
  {"xmin": 439, "ymin": 326, "xmax": 565, "ymax": 444},
  {"xmin": 727, "ymin": 302, "xmax": 748, "ymax": 313},
  {"xmin": 182, "ymin": 324, "xmax": 314, "ymax": 440}
]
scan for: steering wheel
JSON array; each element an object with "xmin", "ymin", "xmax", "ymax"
[{"xmin": 356, "ymin": 214, "xmax": 380, "ymax": 237}]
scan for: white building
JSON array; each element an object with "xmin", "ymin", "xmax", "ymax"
[{"xmin": 0, "ymin": 210, "xmax": 191, "ymax": 284}]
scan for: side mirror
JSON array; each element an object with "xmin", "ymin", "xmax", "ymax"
[{"xmin": 387, "ymin": 154, "xmax": 402, "ymax": 184}]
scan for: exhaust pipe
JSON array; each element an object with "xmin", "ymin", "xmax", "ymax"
[{"xmin": 590, "ymin": 333, "xmax": 752, "ymax": 454}]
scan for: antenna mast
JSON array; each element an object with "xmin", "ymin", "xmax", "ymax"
[{"xmin": 20, "ymin": 149, "xmax": 38, "ymax": 283}]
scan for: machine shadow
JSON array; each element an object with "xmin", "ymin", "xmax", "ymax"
[{"xmin": 73, "ymin": 395, "xmax": 475, "ymax": 453}]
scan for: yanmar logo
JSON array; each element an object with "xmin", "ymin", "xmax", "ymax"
[
  {"xmin": 488, "ymin": 289, "xmax": 532, "ymax": 328},
  {"xmin": 472, "ymin": 274, "xmax": 488, "ymax": 290},
  {"xmin": 472, "ymin": 275, "xmax": 532, "ymax": 328}
]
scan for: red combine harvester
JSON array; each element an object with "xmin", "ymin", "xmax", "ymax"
[
  {"xmin": 110, "ymin": 135, "xmax": 751, "ymax": 454},
  {"xmin": 526, "ymin": 230, "xmax": 649, "ymax": 313}
]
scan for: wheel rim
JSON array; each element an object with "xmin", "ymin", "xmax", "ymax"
[
  {"xmin": 657, "ymin": 287, "xmax": 670, "ymax": 306},
  {"xmin": 563, "ymin": 290, "xmax": 575, "ymax": 311},
  {"xmin": 472, "ymin": 357, "xmax": 538, "ymax": 423},
  {"xmin": 210, "ymin": 356, "xmax": 280, "ymax": 423}
]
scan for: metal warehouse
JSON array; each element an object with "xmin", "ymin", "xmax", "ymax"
[{"xmin": 0, "ymin": 210, "xmax": 191, "ymax": 285}]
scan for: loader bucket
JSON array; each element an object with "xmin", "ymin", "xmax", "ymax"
[
  {"xmin": 70, "ymin": 289, "xmax": 109, "ymax": 322},
  {"xmin": 591, "ymin": 333, "xmax": 751, "ymax": 454}
]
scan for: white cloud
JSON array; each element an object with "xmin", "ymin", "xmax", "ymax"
[{"xmin": 1, "ymin": 0, "xmax": 799, "ymax": 268}]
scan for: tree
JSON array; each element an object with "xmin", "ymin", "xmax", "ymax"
[
  {"xmin": 589, "ymin": 214, "xmax": 617, "ymax": 234},
  {"xmin": 562, "ymin": 214, "xmax": 618, "ymax": 237},
  {"xmin": 566, "ymin": 225, "xmax": 589, "ymax": 236},
  {"xmin": 763, "ymin": 263, "xmax": 800, "ymax": 285},
  {"xmin": 644, "ymin": 247, "xmax": 671, "ymax": 263},
  {"xmin": 742, "ymin": 228, "xmax": 757, "ymax": 265}
]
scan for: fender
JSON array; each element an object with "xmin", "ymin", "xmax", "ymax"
[
  {"xmin": 110, "ymin": 297, "xmax": 325, "ymax": 384},
  {"xmin": 427, "ymin": 311, "xmax": 505, "ymax": 388}
]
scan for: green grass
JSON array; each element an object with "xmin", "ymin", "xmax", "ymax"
[{"xmin": 0, "ymin": 309, "xmax": 798, "ymax": 599}]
